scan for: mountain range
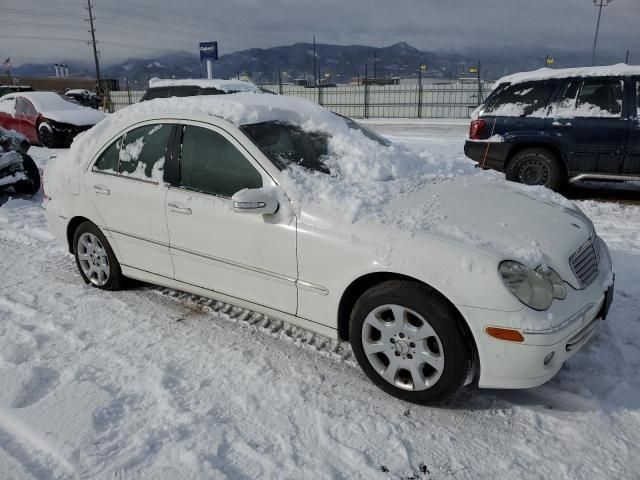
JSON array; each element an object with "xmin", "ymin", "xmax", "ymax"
[{"xmin": 7, "ymin": 41, "xmax": 627, "ymax": 87}]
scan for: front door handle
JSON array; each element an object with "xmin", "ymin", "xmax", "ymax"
[
  {"xmin": 93, "ymin": 184, "xmax": 110, "ymax": 195},
  {"xmin": 168, "ymin": 202, "xmax": 192, "ymax": 215}
]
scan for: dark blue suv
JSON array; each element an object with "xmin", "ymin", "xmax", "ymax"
[{"xmin": 464, "ymin": 66, "xmax": 640, "ymax": 191}]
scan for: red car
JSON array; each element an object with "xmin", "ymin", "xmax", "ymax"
[{"xmin": 0, "ymin": 91, "xmax": 104, "ymax": 148}]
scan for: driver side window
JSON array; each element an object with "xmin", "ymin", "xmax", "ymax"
[{"xmin": 179, "ymin": 125, "xmax": 263, "ymax": 197}]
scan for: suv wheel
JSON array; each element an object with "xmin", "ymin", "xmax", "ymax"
[
  {"xmin": 506, "ymin": 148, "xmax": 566, "ymax": 191},
  {"xmin": 349, "ymin": 280, "xmax": 472, "ymax": 404},
  {"xmin": 73, "ymin": 221, "xmax": 124, "ymax": 290}
]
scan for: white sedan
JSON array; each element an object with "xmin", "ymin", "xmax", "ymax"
[{"xmin": 43, "ymin": 94, "xmax": 614, "ymax": 404}]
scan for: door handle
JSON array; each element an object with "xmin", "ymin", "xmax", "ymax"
[
  {"xmin": 551, "ymin": 121, "xmax": 572, "ymax": 128},
  {"xmin": 168, "ymin": 202, "xmax": 192, "ymax": 215},
  {"xmin": 93, "ymin": 184, "xmax": 110, "ymax": 195}
]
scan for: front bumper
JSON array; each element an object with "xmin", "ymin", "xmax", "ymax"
[{"xmin": 460, "ymin": 244, "xmax": 614, "ymax": 390}]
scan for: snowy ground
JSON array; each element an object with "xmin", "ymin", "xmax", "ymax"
[{"xmin": 1, "ymin": 121, "xmax": 639, "ymax": 479}]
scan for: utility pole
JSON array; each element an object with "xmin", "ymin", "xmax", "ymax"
[
  {"xmin": 86, "ymin": 0, "xmax": 102, "ymax": 96},
  {"xmin": 313, "ymin": 35, "xmax": 317, "ymax": 85},
  {"xmin": 625, "ymin": 49, "xmax": 630, "ymax": 64},
  {"xmin": 591, "ymin": 0, "xmax": 614, "ymax": 66},
  {"xmin": 373, "ymin": 51, "xmax": 377, "ymax": 78}
]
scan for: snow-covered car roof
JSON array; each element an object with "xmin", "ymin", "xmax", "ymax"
[
  {"xmin": 2, "ymin": 91, "xmax": 105, "ymax": 126},
  {"xmin": 4, "ymin": 91, "xmax": 85, "ymax": 112},
  {"xmin": 148, "ymin": 77, "xmax": 261, "ymax": 94},
  {"xmin": 496, "ymin": 63, "xmax": 640, "ymax": 86}
]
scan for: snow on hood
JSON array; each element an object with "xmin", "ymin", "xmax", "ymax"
[
  {"xmin": 40, "ymin": 108, "xmax": 105, "ymax": 126},
  {"xmin": 495, "ymin": 63, "xmax": 640, "ymax": 86},
  {"xmin": 149, "ymin": 77, "xmax": 261, "ymax": 93}
]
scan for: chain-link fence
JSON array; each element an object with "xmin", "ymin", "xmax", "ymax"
[{"xmin": 107, "ymin": 82, "xmax": 494, "ymax": 118}]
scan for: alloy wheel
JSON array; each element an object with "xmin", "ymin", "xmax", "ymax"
[
  {"xmin": 361, "ymin": 304, "xmax": 445, "ymax": 391},
  {"xmin": 77, "ymin": 232, "xmax": 110, "ymax": 286}
]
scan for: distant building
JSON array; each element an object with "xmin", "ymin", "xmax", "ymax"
[{"xmin": 2, "ymin": 76, "xmax": 119, "ymax": 93}]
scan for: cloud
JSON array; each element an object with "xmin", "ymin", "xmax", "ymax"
[{"xmin": 1, "ymin": 0, "xmax": 637, "ymax": 67}]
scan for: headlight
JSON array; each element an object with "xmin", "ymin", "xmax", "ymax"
[{"xmin": 499, "ymin": 261, "xmax": 566, "ymax": 310}]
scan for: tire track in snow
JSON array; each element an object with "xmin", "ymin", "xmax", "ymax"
[{"xmin": 0, "ymin": 406, "xmax": 76, "ymax": 478}]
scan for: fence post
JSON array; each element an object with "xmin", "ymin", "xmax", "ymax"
[
  {"xmin": 417, "ymin": 69, "xmax": 423, "ymax": 119},
  {"xmin": 278, "ymin": 69, "xmax": 283, "ymax": 95},
  {"xmin": 125, "ymin": 74, "xmax": 132, "ymax": 106},
  {"xmin": 363, "ymin": 64, "xmax": 369, "ymax": 119},
  {"xmin": 318, "ymin": 85, "xmax": 323, "ymax": 106}
]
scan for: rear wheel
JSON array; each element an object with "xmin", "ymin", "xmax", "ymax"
[
  {"xmin": 37, "ymin": 122, "xmax": 57, "ymax": 148},
  {"xmin": 13, "ymin": 155, "xmax": 40, "ymax": 195},
  {"xmin": 349, "ymin": 280, "xmax": 472, "ymax": 404},
  {"xmin": 506, "ymin": 148, "xmax": 566, "ymax": 191},
  {"xmin": 73, "ymin": 221, "xmax": 124, "ymax": 290}
]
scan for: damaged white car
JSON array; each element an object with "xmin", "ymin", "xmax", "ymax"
[{"xmin": 43, "ymin": 94, "xmax": 614, "ymax": 404}]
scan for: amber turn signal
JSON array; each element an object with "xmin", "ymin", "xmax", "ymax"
[{"xmin": 485, "ymin": 326, "xmax": 525, "ymax": 342}]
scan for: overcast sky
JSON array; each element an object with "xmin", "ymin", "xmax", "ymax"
[{"xmin": 2, "ymin": 0, "xmax": 638, "ymax": 67}]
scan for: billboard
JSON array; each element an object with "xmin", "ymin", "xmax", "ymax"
[{"xmin": 199, "ymin": 42, "xmax": 218, "ymax": 61}]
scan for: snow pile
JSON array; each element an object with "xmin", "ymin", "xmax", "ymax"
[{"xmin": 149, "ymin": 77, "xmax": 261, "ymax": 93}]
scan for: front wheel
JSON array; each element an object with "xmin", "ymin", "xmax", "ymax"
[
  {"xmin": 73, "ymin": 221, "xmax": 124, "ymax": 290},
  {"xmin": 37, "ymin": 122, "xmax": 57, "ymax": 148},
  {"xmin": 349, "ymin": 280, "xmax": 472, "ymax": 404},
  {"xmin": 505, "ymin": 148, "xmax": 566, "ymax": 191}
]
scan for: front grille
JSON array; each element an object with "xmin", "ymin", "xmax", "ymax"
[{"xmin": 569, "ymin": 236, "xmax": 599, "ymax": 288}]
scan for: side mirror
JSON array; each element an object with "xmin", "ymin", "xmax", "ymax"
[{"xmin": 232, "ymin": 188, "xmax": 279, "ymax": 215}]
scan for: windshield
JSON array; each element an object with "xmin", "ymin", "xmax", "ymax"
[
  {"xmin": 241, "ymin": 122, "xmax": 331, "ymax": 174},
  {"xmin": 241, "ymin": 116, "xmax": 391, "ymax": 174}
]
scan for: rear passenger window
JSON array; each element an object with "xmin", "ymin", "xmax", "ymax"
[
  {"xmin": 576, "ymin": 79, "xmax": 623, "ymax": 117},
  {"xmin": 636, "ymin": 80, "xmax": 640, "ymax": 117},
  {"xmin": 142, "ymin": 88, "xmax": 170, "ymax": 100},
  {"xmin": 119, "ymin": 124, "xmax": 172, "ymax": 181},
  {"xmin": 485, "ymin": 82, "xmax": 554, "ymax": 117},
  {"xmin": 169, "ymin": 88, "xmax": 200, "ymax": 97},
  {"xmin": 93, "ymin": 137, "xmax": 122, "ymax": 172},
  {"xmin": 179, "ymin": 126, "xmax": 262, "ymax": 197}
]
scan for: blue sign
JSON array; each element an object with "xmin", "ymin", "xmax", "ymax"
[{"xmin": 199, "ymin": 42, "xmax": 218, "ymax": 61}]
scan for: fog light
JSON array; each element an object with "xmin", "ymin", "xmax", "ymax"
[{"xmin": 543, "ymin": 351, "xmax": 555, "ymax": 366}]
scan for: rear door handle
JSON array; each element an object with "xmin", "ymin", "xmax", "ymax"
[
  {"xmin": 93, "ymin": 184, "xmax": 110, "ymax": 195},
  {"xmin": 168, "ymin": 202, "xmax": 192, "ymax": 215},
  {"xmin": 551, "ymin": 121, "xmax": 572, "ymax": 128}
]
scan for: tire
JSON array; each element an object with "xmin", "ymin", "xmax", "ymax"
[
  {"xmin": 505, "ymin": 148, "xmax": 566, "ymax": 191},
  {"xmin": 72, "ymin": 221, "xmax": 124, "ymax": 291},
  {"xmin": 349, "ymin": 280, "xmax": 472, "ymax": 405},
  {"xmin": 13, "ymin": 154, "xmax": 41, "ymax": 195},
  {"xmin": 37, "ymin": 122, "xmax": 57, "ymax": 148}
]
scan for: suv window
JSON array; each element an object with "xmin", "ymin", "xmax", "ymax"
[
  {"xmin": 576, "ymin": 78, "xmax": 623, "ymax": 117},
  {"xmin": 485, "ymin": 82, "xmax": 554, "ymax": 117},
  {"xmin": 179, "ymin": 125, "xmax": 262, "ymax": 197},
  {"xmin": 119, "ymin": 124, "xmax": 172, "ymax": 181},
  {"xmin": 170, "ymin": 87, "xmax": 200, "ymax": 97},
  {"xmin": 201, "ymin": 88, "xmax": 224, "ymax": 96},
  {"xmin": 637, "ymin": 79, "xmax": 640, "ymax": 117},
  {"xmin": 142, "ymin": 88, "xmax": 170, "ymax": 101},
  {"xmin": 94, "ymin": 137, "xmax": 122, "ymax": 172}
]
